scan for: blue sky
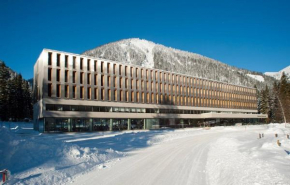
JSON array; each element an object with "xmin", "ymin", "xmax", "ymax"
[{"xmin": 0, "ymin": 0, "xmax": 289, "ymax": 79}]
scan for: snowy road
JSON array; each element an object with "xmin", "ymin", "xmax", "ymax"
[
  {"xmin": 72, "ymin": 132, "xmax": 223, "ymax": 185},
  {"xmin": 2, "ymin": 124, "xmax": 290, "ymax": 185}
]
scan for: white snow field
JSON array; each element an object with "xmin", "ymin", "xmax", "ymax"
[{"xmin": 1, "ymin": 123, "xmax": 290, "ymax": 185}]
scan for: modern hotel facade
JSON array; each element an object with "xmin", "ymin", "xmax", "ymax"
[{"xmin": 33, "ymin": 49, "xmax": 267, "ymax": 132}]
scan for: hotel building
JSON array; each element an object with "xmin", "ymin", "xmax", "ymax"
[{"xmin": 33, "ymin": 49, "xmax": 267, "ymax": 132}]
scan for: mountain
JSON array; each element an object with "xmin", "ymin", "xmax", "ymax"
[
  {"xmin": 0, "ymin": 60, "xmax": 17, "ymax": 79},
  {"xmin": 264, "ymin": 66, "xmax": 290, "ymax": 80},
  {"xmin": 0, "ymin": 60, "xmax": 33, "ymax": 88},
  {"xmin": 82, "ymin": 38, "xmax": 276, "ymax": 90}
]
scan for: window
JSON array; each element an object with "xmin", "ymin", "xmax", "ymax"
[
  {"xmin": 125, "ymin": 66, "xmax": 128, "ymax": 76},
  {"xmin": 73, "ymin": 71, "xmax": 76, "ymax": 83},
  {"xmin": 130, "ymin": 67, "xmax": 133, "ymax": 77},
  {"xmin": 65, "ymin": 70, "xmax": 68, "ymax": 82},
  {"xmin": 73, "ymin": 57, "xmax": 76, "ymax": 69},
  {"xmin": 120, "ymin": 77, "xmax": 122, "ymax": 88},
  {"xmin": 80, "ymin": 58, "xmax": 83, "ymax": 70},
  {"xmin": 48, "ymin": 52, "xmax": 52, "ymax": 65},
  {"xmin": 57, "ymin": 54, "xmax": 60, "ymax": 67},
  {"xmin": 48, "ymin": 83, "xmax": 52, "ymax": 97},
  {"xmin": 94, "ymin": 88, "xmax": 98, "ymax": 100},
  {"xmin": 94, "ymin": 74, "xmax": 97, "ymax": 85},
  {"xmin": 173, "ymin": 95, "xmax": 175, "ymax": 104},
  {"xmin": 56, "ymin": 69, "xmax": 60, "ymax": 82},
  {"xmin": 131, "ymin": 92, "xmax": 134, "ymax": 102},
  {"xmin": 80, "ymin": 72, "xmax": 84, "ymax": 84},
  {"xmin": 125, "ymin": 91, "xmax": 128, "ymax": 102},
  {"xmin": 113, "ymin": 64, "xmax": 116, "ymax": 74},
  {"xmin": 142, "ymin": 92, "xmax": 145, "ymax": 103},
  {"xmin": 87, "ymin": 87, "xmax": 91, "ymax": 99},
  {"xmin": 87, "ymin": 59, "xmax": 90, "ymax": 71},
  {"xmin": 65, "ymin": 85, "xmax": 69, "ymax": 98},
  {"xmin": 108, "ymin": 89, "xmax": 111, "ymax": 101},
  {"xmin": 136, "ymin": 68, "xmax": 138, "ymax": 78},
  {"xmin": 56, "ymin": 84, "xmax": 61, "ymax": 97},
  {"xmin": 137, "ymin": 92, "xmax": 140, "ymax": 102},
  {"xmin": 114, "ymin": 77, "xmax": 117, "ymax": 87},
  {"xmin": 119, "ymin": 65, "xmax": 122, "ymax": 75},
  {"xmin": 131, "ymin": 79, "xmax": 133, "ymax": 89},
  {"xmin": 80, "ymin": 86, "xmax": 84, "ymax": 99},
  {"xmin": 120, "ymin": 90, "xmax": 123, "ymax": 101},
  {"xmin": 65, "ymin": 55, "xmax": 68, "ymax": 68},
  {"xmin": 101, "ymin": 75, "xmax": 104, "ymax": 86},
  {"xmin": 156, "ymin": 94, "xmax": 159, "ymax": 104},
  {"xmin": 136, "ymin": 80, "xmax": 139, "ymax": 89},
  {"xmin": 101, "ymin": 89, "xmax": 104, "ymax": 100},
  {"xmin": 114, "ymin": 90, "xmax": 117, "ymax": 101},
  {"xmin": 87, "ymin": 73, "xmax": 91, "ymax": 85},
  {"xmin": 94, "ymin": 60, "xmax": 97, "ymax": 72},
  {"xmin": 125, "ymin": 78, "xmax": 128, "ymax": 88},
  {"xmin": 101, "ymin": 62, "xmax": 104, "ymax": 73},
  {"xmin": 107, "ymin": 63, "xmax": 110, "ymax": 73},
  {"xmin": 48, "ymin": 68, "xmax": 52, "ymax": 81},
  {"xmin": 107, "ymin": 76, "xmax": 111, "ymax": 87},
  {"xmin": 73, "ymin": 86, "xmax": 76, "ymax": 98}
]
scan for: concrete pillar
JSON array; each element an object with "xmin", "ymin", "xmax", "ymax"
[
  {"xmin": 127, "ymin": 119, "xmax": 131, "ymax": 130},
  {"xmin": 109, "ymin": 119, "xmax": 113, "ymax": 131},
  {"xmin": 89, "ymin": 119, "xmax": 93, "ymax": 132},
  {"xmin": 143, "ymin": 119, "xmax": 146, "ymax": 130},
  {"xmin": 181, "ymin": 119, "xmax": 184, "ymax": 128},
  {"xmin": 68, "ymin": 118, "xmax": 71, "ymax": 132}
]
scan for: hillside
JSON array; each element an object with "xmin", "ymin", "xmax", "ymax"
[
  {"xmin": 265, "ymin": 65, "xmax": 290, "ymax": 80},
  {"xmin": 83, "ymin": 38, "xmax": 276, "ymax": 90}
]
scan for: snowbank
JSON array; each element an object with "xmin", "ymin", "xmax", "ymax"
[
  {"xmin": 206, "ymin": 123, "xmax": 290, "ymax": 185},
  {"xmin": 0, "ymin": 127, "xmax": 124, "ymax": 184}
]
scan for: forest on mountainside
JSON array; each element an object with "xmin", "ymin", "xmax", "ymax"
[
  {"xmin": 0, "ymin": 62, "xmax": 33, "ymax": 121},
  {"xmin": 258, "ymin": 72, "xmax": 290, "ymax": 123}
]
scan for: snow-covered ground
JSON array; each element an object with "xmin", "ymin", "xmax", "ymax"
[{"xmin": 1, "ymin": 123, "xmax": 290, "ymax": 185}]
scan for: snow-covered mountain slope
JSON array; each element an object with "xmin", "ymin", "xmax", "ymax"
[
  {"xmin": 83, "ymin": 38, "xmax": 276, "ymax": 90},
  {"xmin": 246, "ymin": 74, "xmax": 264, "ymax": 82},
  {"xmin": 264, "ymin": 65, "xmax": 290, "ymax": 80}
]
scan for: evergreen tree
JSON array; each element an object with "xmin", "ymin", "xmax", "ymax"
[
  {"xmin": 23, "ymin": 80, "xmax": 33, "ymax": 119},
  {"xmin": 260, "ymin": 85, "xmax": 270, "ymax": 122},
  {"xmin": 0, "ymin": 62, "xmax": 11, "ymax": 121},
  {"xmin": 270, "ymin": 81, "xmax": 283, "ymax": 122},
  {"xmin": 278, "ymin": 72, "xmax": 289, "ymax": 123}
]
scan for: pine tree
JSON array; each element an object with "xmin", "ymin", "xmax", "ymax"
[
  {"xmin": 278, "ymin": 72, "xmax": 289, "ymax": 123},
  {"xmin": 270, "ymin": 81, "xmax": 283, "ymax": 122},
  {"xmin": 22, "ymin": 80, "xmax": 33, "ymax": 119},
  {"xmin": 260, "ymin": 85, "xmax": 270, "ymax": 122},
  {"xmin": 0, "ymin": 62, "xmax": 11, "ymax": 121}
]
